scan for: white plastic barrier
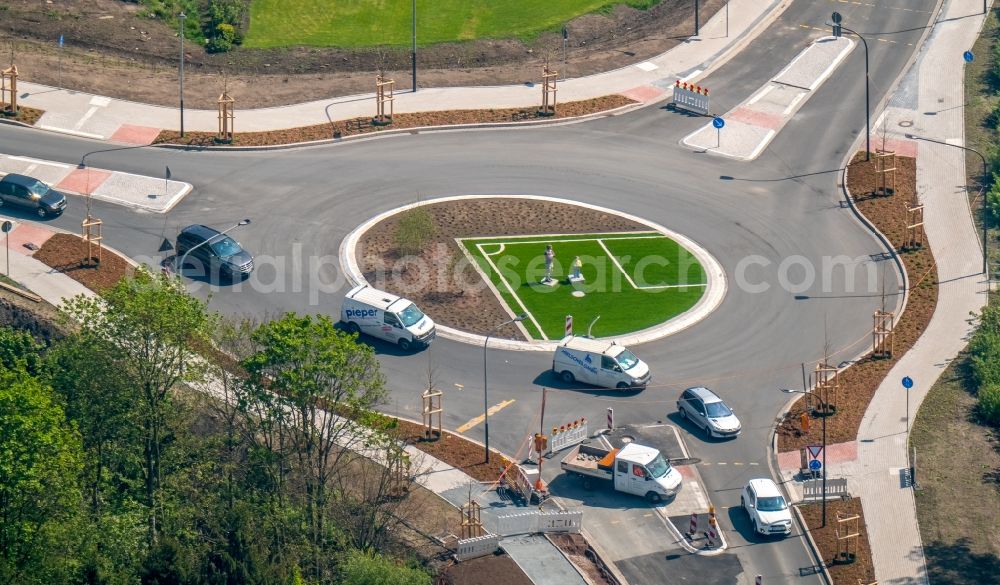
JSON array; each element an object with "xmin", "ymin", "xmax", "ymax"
[
  {"xmin": 802, "ymin": 477, "xmax": 848, "ymax": 501},
  {"xmin": 549, "ymin": 422, "xmax": 588, "ymax": 455},
  {"xmin": 497, "ymin": 510, "xmax": 583, "ymax": 536},
  {"xmin": 497, "ymin": 511, "xmax": 539, "ymax": 536},
  {"xmin": 455, "ymin": 534, "xmax": 500, "ymax": 561},
  {"xmin": 537, "ymin": 511, "xmax": 582, "ymax": 533},
  {"xmin": 672, "ymin": 84, "xmax": 711, "ymax": 115}
]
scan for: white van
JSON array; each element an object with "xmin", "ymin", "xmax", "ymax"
[
  {"xmin": 341, "ymin": 285, "xmax": 436, "ymax": 350},
  {"xmin": 552, "ymin": 336, "xmax": 651, "ymax": 390}
]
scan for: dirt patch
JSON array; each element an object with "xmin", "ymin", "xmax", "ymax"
[
  {"xmin": 548, "ymin": 533, "xmax": 617, "ymax": 585},
  {"xmin": 33, "ymin": 233, "xmax": 135, "ymax": 294},
  {"xmin": 1, "ymin": 0, "xmax": 725, "ymax": 109},
  {"xmin": 778, "ymin": 153, "xmax": 938, "ymax": 451},
  {"xmin": 1, "ymin": 105, "xmax": 45, "ymax": 126},
  {"xmin": 356, "ymin": 197, "xmax": 647, "ymax": 339},
  {"xmin": 394, "ymin": 418, "xmax": 509, "ymax": 484},
  {"xmin": 798, "ymin": 498, "xmax": 877, "ymax": 585},
  {"xmin": 436, "ymin": 553, "xmax": 534, "ymax": 585},
  {"xmin": 154, "ymin": 94, "xmax": 636, "ymax": 147}
]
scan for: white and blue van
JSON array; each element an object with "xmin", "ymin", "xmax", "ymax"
[
  {"xmin": 552, "ymin": 336, "xmax": 651, "ymax": 390},
  {"xmin": 341, "ymin": 285, "xmax": 436, "ymax": 351}
]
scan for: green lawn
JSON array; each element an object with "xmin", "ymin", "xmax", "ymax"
[
  {"xmin": 243, "ymin": 0, "xmax": 661, "ymax": 49},
  {"xmin": 459, "ymin": 232, "xmax": 706, "ymax": 340}
]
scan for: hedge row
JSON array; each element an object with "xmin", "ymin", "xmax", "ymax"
[{"xmin": 969, "ymin": 303, "xmax": 1000, "ymax": 425}]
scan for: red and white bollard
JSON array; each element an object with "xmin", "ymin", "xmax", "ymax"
[
  {"xmin": 607, "ymin": 407, "xmax": 614, "ymax": 431},
  {"xmin": 705, "ymin": 526, "xmax": 718, "ymax": 548},
  {"xmin": 687, "ymin": 512, "xmax": 698, "ymax": 538},
  {"xmin": 755, "ymin": 575, "xmax": 762, "ymax": 585}
]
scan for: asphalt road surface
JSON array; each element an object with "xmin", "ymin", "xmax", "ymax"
[{"xmin": 0, "ymin": 0, "xmax": 939, "ymax": 582}]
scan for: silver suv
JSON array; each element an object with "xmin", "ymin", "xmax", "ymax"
[{"xmin": 676, "ymin": 386, "xmax": 742, "ymax": 439}]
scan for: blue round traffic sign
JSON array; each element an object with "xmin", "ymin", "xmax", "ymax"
[
  {"xmin": 902, "ymin": 376, "xmax": 913, "ymax": 389},
  {"xmin": 964, "ymin": 50, "xmax": 975, "ymax": 63},
  {"xmin": 809, "ymin": 459, "xmax": 822, "ymax": 471},
  {"xmin": 713, "ymin": 117, "xmax": 725, "ymax": 129}
]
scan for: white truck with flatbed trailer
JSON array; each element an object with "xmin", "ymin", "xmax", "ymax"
[{"xmin": 560, "ymin": 442, "xmax": 682, "ymax": 503}]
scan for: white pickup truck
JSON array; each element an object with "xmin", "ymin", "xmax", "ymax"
[{"xmin": 560, "ymin": 442, "xmax": 682, "ymax": 503}]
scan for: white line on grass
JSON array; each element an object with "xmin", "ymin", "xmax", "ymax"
[
  {"xmin": 475, "ymin": 243, "xmax": 548, "ymax": 340},
  {"xmin": 481, "ymin": 243, "xmax": 505, "ymax": 256},
  {"xmin": 461, "ymin": 233, "xmax": 665, "ymax": 246},
  {"xmin": 596, "ymin": 239, "xmax": 640, "ymax": 289}
]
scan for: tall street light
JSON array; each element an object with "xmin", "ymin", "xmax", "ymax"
[
  {"xmin": 179, "ymin": 12, "xmax": 186, "ymax": 137},
  {"xmin": 905, "ymin": 133, "xmax": 989, "ymax": 277},
  {"xmin": 483, "ymin": 313, "xmax": 528, "ymax": 463},
  {"xmin": 831, "ymin": 21, "xmax": 870, "ymax": 161},
  {"xmin": 781, "ymin": 387, "xmax": 829, "ymax": 527},
  {"xmin": 175, "ymin": 219, "xmax": 251, "ymax": 275},
  {"xmin": 411, "ymin": 0, "xmax": 417, "ymax": 92}
]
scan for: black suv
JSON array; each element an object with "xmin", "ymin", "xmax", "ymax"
[
  {"xmin": 175, "ymin": 224, "xmax": 254, "ymax": 280},
  {"xmin": 0, "ymin": 174, "xmax": 68, "ymax": 218}
]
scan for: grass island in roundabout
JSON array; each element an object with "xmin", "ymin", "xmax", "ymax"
[{"xmin": 344, "ymin": 195, "xmax": 725, "ymax": 347}]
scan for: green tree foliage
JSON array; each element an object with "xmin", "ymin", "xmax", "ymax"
[
  {"xmin": 62, "ymin": 268, "xmax": 215, "ymax": 546},
  {"xmin": 0, "ymin": 325, "xmax": 44, "ymax": 374},
  {"xmin": 242, "ymin": 313, "xmax": 387, "ymax": 580},
  {"xmin": 0, "ymin": 366, "xmax": 85, "ymax": 584},
  {"xmin": 979, "ymin": 382, "xmax": 1000, "ymax": 425},
  {"xmin": 986, "ymin": 172, "xmax": 1000, "ymax": 225},
  {"xmin": 969, "ymin": 303, "xmax": 1000, "ymax": 426},
  {"xmin": 339, "ymin": 549, "xmax": 431, "ymax": 585},
  {"xmin": 395, "ymin": 208, "xmax": 438, "ymax": 256}
]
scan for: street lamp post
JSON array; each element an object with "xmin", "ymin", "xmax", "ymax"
[
  {"xmin": 483, "ymin": 313, "xmax": 527, "ymax": 463},
  {"xmin": 781, "ymin": 388, "xmax": 829, "ymax": 527},
  {"xmin": 411, "ymin": 0, "xmax": 417, "ymax": 92},
  {"xmin": 837, "ymin": 23, "xmax": 871, "ymax": 161},
  {"xmin": 175, "ymin": 219, "xmax": 251, "ymax": 275},
  {"xmin": 905, "ymin": 133, "xmax": 989, "ymax": 278},
  {"xmin": 179, "ymin": 12, "xmax": 186, "ymax": 137}
]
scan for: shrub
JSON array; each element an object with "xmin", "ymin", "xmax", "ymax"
[
  {"xmin": 206, "ymin": 23, "xmax": 236, "ymax": 53},
  {"xmin": 979, "ymin": 382, "xmax": 1000, "ymax": 426},
  {"xmin": 987, "ymin": 173, "xmax": 1000, "ymax": 225},
  {"xmin": 394, "ymin": 208, "xmax": 437, "ymax": 257},
  {"xmin": 339, "ymin": 549, "xmax": 430, "ymax": 585}
]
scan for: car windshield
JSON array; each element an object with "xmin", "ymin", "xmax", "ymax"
[
  {"xmin": 757, "ymin": 496, "xmax": 787, "ymax": 512},
  {"xmin": 705, "ymin": 401, "xmax": 733, "ymax": 418},
  {"xmin": 645, "ymin": 453, "xmax": 672, "ymax": 479},
  {"xmin": 27, "ymin": 180, "xmax": 49, "ymax": 196},
  {"xmin": 397, "ymin": 303, "xmax": 425, "ymax": 327},
  {"xmin": 616, "ymin": 349, "xmax": 640, "ymax": 370},
  {"xmin": 209, "ymin": 235, "xmax": 242, "ymax": 258}
]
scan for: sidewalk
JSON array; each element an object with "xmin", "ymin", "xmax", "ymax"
[
  {"xmin": 0, "ymin": 214, "xmax": 587, "ymax": 584},
  {"xmin": 15, "ymin": 0, "xmax": 788, "ymax": 143}
]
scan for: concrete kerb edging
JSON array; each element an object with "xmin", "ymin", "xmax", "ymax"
[
  {"xmin": 338, "ymin": 194, "xmax": 728, "ymax": 351},
  {"xmin": 793, "ymin": 505, "xmax": 834, "ymax": 585},
  {"xmin": 151, "ymin": 101, "xmax": 642, "ymax": 153}
]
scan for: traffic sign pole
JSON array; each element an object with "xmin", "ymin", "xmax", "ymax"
[{"xmin": 902, "ymin": 376, "xmax": 914, "ymax": 434}]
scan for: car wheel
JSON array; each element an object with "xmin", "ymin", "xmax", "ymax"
[
  {"xmin": 741, "ymin": 496, "xmax": 746, "ymax": 510},
  {"xmin": 679, "ymin": 406, "xmax": 688, "ymax": 420},
  {"xmin": 616, "ymin": 382, "xmax": 630, "ymax": 390},
  {"xmin": 581, "ymin": 477, "xmax": 593, "ymax": 491},
  {"xmin": 753, "ymin": 520, "xmax": 760, "ymax": 535},
  {"xmin": 398, "ymin": 338, "xmax": 412, "ymax": 351},
  {"xmin": 346, "ymin": 322, "xmax": 361, "ymax": 336},
  {"xmin": 645, "ymin": 491, "xmax": 662, "ymax": 504},
  {"xmin": 560, "ymin": 370, "xmax": 575, "ymax": 384},
  {"xmin": 36, "ymin": 207, "xmax": 47, "ymax": 218},
  {"xmin": 703, "ymin": 423, "xmax": 713, "ymax": 439}
]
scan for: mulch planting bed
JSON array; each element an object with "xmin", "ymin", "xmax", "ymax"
[
  {"xmin": 437, "ymin": 553, "xmax": 534, "ymax": 585},
  {"xmin": 2, "ymin": 106, "xmax": 44, "ymax": 126},
  {"xmin": 394, "ymin": 418, "xmax": 509, "ymax": 484},
  {"xmin": 154, "ymin": 95, "xmax": 636, "ymax": 147},
  {"xmin": 778, "ymin": 153, "xmax": 938, "ymax": 451},
  {"xmin": 798, "ymin": 498, "xmax": 877, "ymax": 585},
  {"xmin": 34, "ymin": 233, "xmax": 135, "ymax": 294},
  {"xmin": 358, "ymin": 197, "xmax": 647, "ymax": 339}
]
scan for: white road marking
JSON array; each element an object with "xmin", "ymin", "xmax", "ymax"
[
  {"xmin": 73, "ymin": 106, "xmax": 100, "ymax": 130},
  {"xmin": 89, "ymin": 96, "xmax": 111, "ymax": 107},
  {"xmin": 635, "ymin": 61, "xmax": 659, "ymax": 72}
]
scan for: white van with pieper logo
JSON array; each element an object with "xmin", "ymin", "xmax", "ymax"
[
  {"xmin": 552, "ymin": 335, "xmax": 651, "ymax": 390},
  {"xmin": 341, "ymin": 285, "xmax": 436, "ymax": 351}
]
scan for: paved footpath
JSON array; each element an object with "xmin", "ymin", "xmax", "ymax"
[
  {"xmin": 15, "ymin": 0, "xmax": 788, "ymax": 142},
  {"xmin": 777, "ymin": 2, "xmax": 991, "ymax": 584}
]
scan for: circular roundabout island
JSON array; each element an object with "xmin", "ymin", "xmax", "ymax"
[{"xmin": 341, "ymin": 196, "xmax": 726, "ymax": 350}]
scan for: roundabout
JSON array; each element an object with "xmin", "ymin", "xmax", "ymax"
[{"xmin": 340, "ymin": 194, "xmax": 727, "ymax": 349}]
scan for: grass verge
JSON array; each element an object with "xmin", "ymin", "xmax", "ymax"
[
  {"xmin": 911, "ymin": 348, "xmax": 1000, "ymax": 583},
  {"xmin": 244, "ymin": 0, "xmax": 661, "ymax": 48}
]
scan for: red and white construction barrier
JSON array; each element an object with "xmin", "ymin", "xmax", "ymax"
[{"xmin": 687, "ymin": 513, "xmax": 699, "ymax": 538}]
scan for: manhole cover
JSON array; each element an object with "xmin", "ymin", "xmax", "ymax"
[
  {"xmin": 621, "ymin": 435, "xmax": 635, "ymax": 443},
  {"xmin": 899, "ymin": 120, "xmax": 913, "ymax": 128}
]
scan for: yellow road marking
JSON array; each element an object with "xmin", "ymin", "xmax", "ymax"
[{"xmin": 456, "ymin": 399, "xmax": 516, "ymax": 433}]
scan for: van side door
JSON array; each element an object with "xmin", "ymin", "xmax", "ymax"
[
  {"xmin": 382, "ymin": 312, "xmax": 403, "ymax": 342},
  {"xmin": 600, "ymin": 355, "xmax": 623, "ymax": 388}
]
